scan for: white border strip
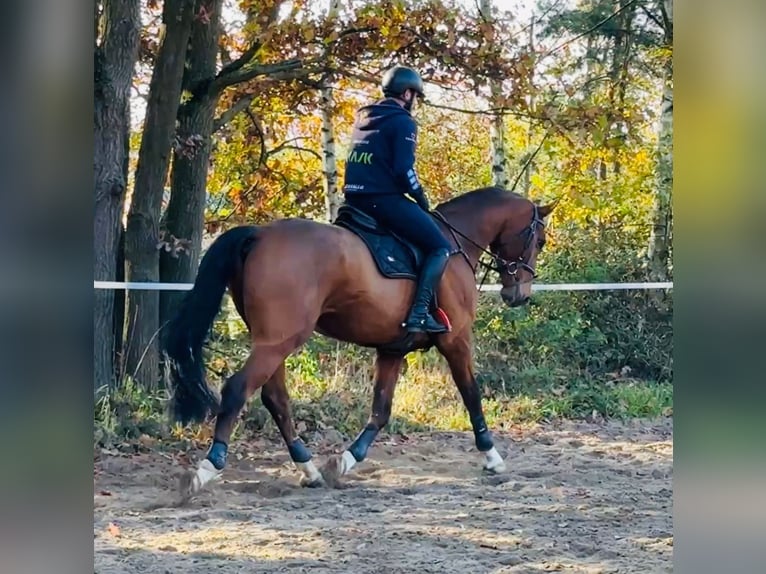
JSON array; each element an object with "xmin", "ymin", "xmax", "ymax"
[
  {"xmin": 94, "ymin": 281, "xmax": 195, "ymax": 291},
  {"xmin": 94, "ymin": 280, "xmax": 672, "ymax": 292},
  {"xmin": 482, "ymin": 282, "xmax": 673, "ymax": 292}
]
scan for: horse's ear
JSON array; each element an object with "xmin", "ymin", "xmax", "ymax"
[{"xmin": 538, "ymin": 197, "xmax": 560, "ymax": 219}]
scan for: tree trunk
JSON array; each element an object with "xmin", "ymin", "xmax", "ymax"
[
  {"xmin": 479, "ymin": 0, "xmax": 510, "ymax": 188},
  {"xmin": 124, "ymin": 0, "xmax": 196, "ymax": 388},
  {"xmin": 489, "ymin": 98, "xmax": 509, "ymax": 188},
  {"xmin": 648, "ymin": 0, "xmax": 673, "ymax": 288},
  {"xmin": 113, "ymin": 224, "xmax": 126, "ymax": 378},
  {"xmin": 93, "ymin": 0, "xmax": 140, "ymax": 395},
  {"xmin": 160, "ymin": 0, "xmax": 223, "ymax": 326},
  {"xmin": 321, "ymin": 0, "xmax": 342, "ymax": 221},
  {"xmin": 608, "ymin": 0, "xmax": 637, "ymax": 177},
  {"xmin": 321, "ymin": 85, "xmax": 341, "ymax": 221},
  {"xmin": 159, "ymin": 2, "xmax": 306, "ymax": 324},
  {"xmin": 522, "ymin": 15, "xmax": 535, "ymax": 197}
]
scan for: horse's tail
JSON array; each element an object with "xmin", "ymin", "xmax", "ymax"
[{"xmin": 162, "ymin": 225, "xmax": 258, "ymax": 425}]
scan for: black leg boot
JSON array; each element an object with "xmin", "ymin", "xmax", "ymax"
[{"xmin": 402, "ymin": 248, "xmax": 451, "ymax": 333}]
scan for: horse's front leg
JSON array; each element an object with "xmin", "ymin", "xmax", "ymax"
[
  {"xmin": 438, "ymin": 333, "xmax": 507, "ymax": 474},
  {"xmin": 320, "ymin": 352, "xmax": 404, "ymax": 486}
]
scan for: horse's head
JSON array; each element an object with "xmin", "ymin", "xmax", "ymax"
[{"xmin": 490, "ymin": 198, "xmax": 557, "ymax": 307}]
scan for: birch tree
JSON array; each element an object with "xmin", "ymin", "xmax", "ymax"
[
  {"xmin": 647, "ymin": 0, "xmax": 673, "ymax": 285},
  {"xmin": 320, "ymin": 0, "xmax": 342, "ymax": 221},
  {"xmin": 479, "ymin": 0, "xmax": 510, "ymax": 188},
  {"xmin": 522, "ymin": 14, "xmax": 536, "ymax": 196}
]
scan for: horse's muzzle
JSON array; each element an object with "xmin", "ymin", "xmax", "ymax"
[{"xmin": 501, "ymin": 293, "xmax": 530, "ymax": 307}]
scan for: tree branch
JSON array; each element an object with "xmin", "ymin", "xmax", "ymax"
[
  {"xmin": 659, "ymin": 0, "xmax": 672, "ymax": 42},
  {"xmin": 336, "ymin": 26, "xmax": 377, "ymax": 40},
  {"xmin": 475, "ymin": 0, "xmax": 485, "ymax": 22},
  {"xmin": 269, "ymin": 145, "xmax": 323, "ymax": 161},
  {"xmin": 506, "ymin": 0, "xmax": 565, "ymax": 43},
  {"xmin": 330, "ymin": 68, "xmax": 379, "ymax": 85},
  {"xmin": 509, "ymin": 131, "xmax": 550, "ymax": 193},
  {"xmin": 217, "ymin": 0, "xmax": 287, "ymax": 78},
  {"xmin": 268, "ymin": 136, "xmax": 311, "ymax": 155},
  {"xmin": 217, "ymin": 41, "xmax": 262, "ymax": 78},
  {"xmin": 210, "ymin": 58, "xmax": 310, "ymax": 96},
  {"xmin": 424, "ymin": 100, "xmax": 534, "ymax": 120},
  {"xmin": 542, "ymin": 0, "xmax": 640, "ymax": 58},
  {"xmin": 245, "ymin": 109, "xmax": 267, "ymax": 168},
  {"xmin": 213, "ymin": 93, "xmax": 255, "ymax": 132},
  {"xmin": 640, "ymin": 4, "xmax": 664, "ymax": 30}
]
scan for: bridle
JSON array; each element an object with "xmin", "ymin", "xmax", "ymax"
[{"xmin": 431, "ymin": 205, "xmax": 546, "ymax": 288}]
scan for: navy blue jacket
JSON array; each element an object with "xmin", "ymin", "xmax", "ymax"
[{"xmin": 342, "ymin": 98, "xmax": 427, "ymax": 206}]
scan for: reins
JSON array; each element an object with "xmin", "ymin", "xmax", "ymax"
[{"xmin": 430, "ymin": 207, "xmax": 544, "ymax": 287}]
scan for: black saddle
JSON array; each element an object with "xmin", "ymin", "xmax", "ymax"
[{"xmin": 333, "ymin": 204, "xmax": 423, "ymax": 280}]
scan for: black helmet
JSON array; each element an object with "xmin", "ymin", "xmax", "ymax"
[{"xmin": 381, "ymin": 66, "xmax": 424, "ymax": 98}]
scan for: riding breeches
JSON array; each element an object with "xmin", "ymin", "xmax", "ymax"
[{"xmin": 344, "ymin": 193, "xmax": 452, "ymax": 253}]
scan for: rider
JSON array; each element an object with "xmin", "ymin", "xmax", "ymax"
[{"xmin": 341, "ymin": 65, "xmax": 452, "ymax": 334}]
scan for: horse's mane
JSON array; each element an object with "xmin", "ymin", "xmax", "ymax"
[{"xmin": 436, "ymin": 186, "xmax": 525, "ymax": 213}]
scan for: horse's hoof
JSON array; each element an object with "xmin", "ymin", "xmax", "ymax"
[
  {"xmin": 482, "ymin": 447, "xmax": 506, "ymax": 475},
  {"xmin": 299, "ymin": 475, "xmax": 326, "ymax": 488},
  {"xmin": 319, "ymin": 454, "xmax": 344, "ymax": 489},
  {"xmin": 483, "ymin": 461, "xmax": 507, "ymax": 475},
  {"xmin": 178, "ymin": 470, "xmax": 197, "ymax": 502},
  {"xmin": 178, "ymin": 460, "xmax": 221, "ymax": 502}
]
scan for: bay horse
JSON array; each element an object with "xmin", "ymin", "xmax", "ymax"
[{"xmin": 163, "ymin": 186, "xmax": 555, "ymax": 497}]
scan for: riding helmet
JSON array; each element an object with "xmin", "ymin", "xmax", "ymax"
[{"xmin": 381, "ymin": 66, "xmax": 425, "ymax": 98}]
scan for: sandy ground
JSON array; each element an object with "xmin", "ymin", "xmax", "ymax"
[{"xmin": 94, "ymin": 418, "xmax": 672, "ymax": 574}]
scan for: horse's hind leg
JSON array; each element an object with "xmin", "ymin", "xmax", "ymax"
[
  {"xmin": 261, "ymin": 362, "xmax": 324, "ymax": 487},
  {"xmin": 182, "ymin": 340, "xmax": 301, "ymax": 499},
  {"xmin": 438, "ymin": 332, "xmax": 506, "ymax": 474},
  {"xmin": 320, "ymin": 352, "xmax": 404, "ymax": 486}
]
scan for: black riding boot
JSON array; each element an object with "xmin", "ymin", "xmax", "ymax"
[{"xmin": 403, "ymin": 248, "xmax": 451, "ymax": 334}]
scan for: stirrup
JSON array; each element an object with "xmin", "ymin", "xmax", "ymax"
[{"xmin": 402, "ymin": 311, "xmax": 449, "ymax": 334}]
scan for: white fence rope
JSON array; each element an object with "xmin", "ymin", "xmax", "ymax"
[{"xmin": 94, "ymin": 280, "xmax": 673, "ymax": 292}]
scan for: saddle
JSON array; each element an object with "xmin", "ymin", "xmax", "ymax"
[
  {"xmin": 332, "ymin": 204, "xmax": 452, "ymax": 355},
  {"xmin": 333, "ymin": 204, "xmax": 423, "ymax": 281}
]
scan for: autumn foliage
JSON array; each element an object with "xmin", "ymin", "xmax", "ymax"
[{"xmin": 96, "ymin": 0, "xmax": 672, "ymax": 396}]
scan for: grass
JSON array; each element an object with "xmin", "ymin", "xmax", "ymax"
[
  {"xmin": 94, "ymin": 293, "xmax": 672, "ymax": 447},
  {"xmin": 94, "ymin": 342, "xmax": 672, "ymax": 449}
]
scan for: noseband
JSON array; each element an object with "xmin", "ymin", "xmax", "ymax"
[{"xmin": 490, "ymin": 204, "xmax": 545, "ymax": 281}]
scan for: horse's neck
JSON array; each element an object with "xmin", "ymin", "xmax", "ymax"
[{"xmin": 440, "ymin": 205, "xmax": 500, "ymax": 269}]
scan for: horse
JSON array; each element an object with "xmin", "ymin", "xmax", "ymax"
[{"xmin": 163, "ymin": 186, "xmax": 555, "ymax": 498}]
